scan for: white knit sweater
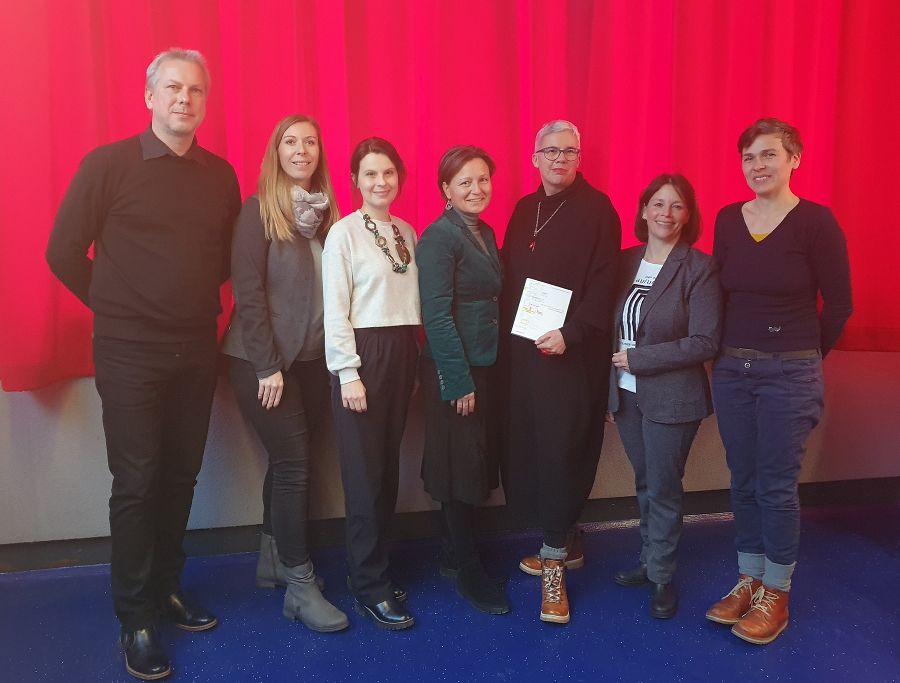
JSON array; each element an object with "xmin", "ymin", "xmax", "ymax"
[{"xmin": 323, "ymin": 210, "xmax": 421, "ymax": 383}]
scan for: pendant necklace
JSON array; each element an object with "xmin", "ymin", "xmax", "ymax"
[{"xmin": 529, "ymin": 200, "xmax": 567, "ymax": 251}]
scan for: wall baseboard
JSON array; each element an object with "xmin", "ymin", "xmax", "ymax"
[{"xmin": 2, "ymin": 476, "xmax": 898, "ymax": 573}]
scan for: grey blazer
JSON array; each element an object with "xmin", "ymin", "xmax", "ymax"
[
  {"xmin": 221, "ymin": 195, "xmax": 321, "ymax": 378},
  {"xmin": 607, "ymin": 241, "xmax": 721, "ymax": 424}
]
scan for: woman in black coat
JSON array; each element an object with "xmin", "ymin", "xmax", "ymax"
[{"xmin": 607, "ymin": 173, "xmax": 720, "ymax": 619}]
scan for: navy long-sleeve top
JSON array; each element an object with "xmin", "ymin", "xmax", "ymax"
[{"xmin": 712, "ymin": 199, "xmax": 852, "ymax": 355}]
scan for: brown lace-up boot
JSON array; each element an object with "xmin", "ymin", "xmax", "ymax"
[
  {"xmin": 731, "ymin": 586, "xmax": 789, "ymax": 644},
  {"xmin": 520, "ymin": 529, "xmax": 585, "ymax": 576},
  {"xmin": 705, "ymin": 575, "xmax": 763, "ymax": 624},
  {"xmin": 539, "ymin": 559, "xmax": 570, "ymax": 623}
]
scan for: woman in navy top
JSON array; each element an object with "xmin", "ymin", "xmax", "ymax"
[{"xmin": 705, "ymin": 119, "xmax": 852, "ymax": 644}]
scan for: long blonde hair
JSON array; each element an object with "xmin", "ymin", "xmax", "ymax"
[{"xmin": 258, "ymin": 115, "xmax": 340, "ymax": 242}]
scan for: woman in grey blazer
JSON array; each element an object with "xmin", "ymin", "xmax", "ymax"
[
  {"xmin": 607, "ymin": 174, "xmax": 721, "ymax": 618},
  {"xmin": 221, "ymin": 115, "xmax": 348, "ymax": 632}
]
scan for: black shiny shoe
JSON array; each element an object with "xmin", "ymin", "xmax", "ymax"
[
  {"xmin": 354, "ymin": 597, "xmax": 415, "ymax": 630},
  {"xmin": 160, "ymin": 591, "xmax": 218, "ymax": 631},
  {"xmin": 614, "ymin": 564, "xmax": 649, "ymax": 587},
  {"xmin": 650, "ymin": 582, "xmax": 678, "ymax": 619},
  {"xmin": 120, "ymin": 626, "xmax": 171, "ymax": 681}
]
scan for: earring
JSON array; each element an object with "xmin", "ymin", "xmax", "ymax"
[{"xmin": 445, "ymin": 200, "xmax": 452, "ymax": 210}]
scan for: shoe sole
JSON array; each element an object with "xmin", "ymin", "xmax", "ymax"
[
  {"xmin": 124, "ymin": 662, "xmax": 172, "ymax": 681},
  {"xmin": 172, "ymin": 618, "xmax": 218, "ymax": 632},
  {"xmin": 705, "ymin": 613, "xmax": 741, "ymax": 625},
  {"xmin": 614, "ymin": 576, "xmax": 649, "ymax": 587},
  {"xmin": 651, "ymin": 607, "xmax": 677, "ymax": 619},
  {"xmin": 256, "ymin": 579, "xmax": 286, "ymax": 589},
  {"xmin": 540, "ymin": 612, "xmax": 570, "ymax": 624},
  {"xmin": 731, "ymin": 622, "xmax": 787, "ymax": 645},
  {"xmin": 353, "ymin": 602, "xmax": 415, "ymax": 631},
  {"xmin": 519, "ymin": 557, "xmax": 584, "ymax": 576},
  {"xmin": 286, "ymin": 614, "xmax": 350, "ymax": 633}
]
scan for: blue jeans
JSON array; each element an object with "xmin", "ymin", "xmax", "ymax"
[{"xmin": 712, "ymin": 354, "xmax": 824, "ymax": 565}]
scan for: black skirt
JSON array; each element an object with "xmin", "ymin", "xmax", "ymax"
[{"xmin": 419, "ymin": 357, "xmax": 500, "ymax": 505}]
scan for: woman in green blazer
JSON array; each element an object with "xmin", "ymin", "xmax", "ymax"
[{"xmin": 416, "ymin": 145, "xmax": 509, "ymax": 615}]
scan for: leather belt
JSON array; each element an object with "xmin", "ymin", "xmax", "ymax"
[{"xmin": 722, "ymin": 346, "xmax": 820, "ymax": 360}]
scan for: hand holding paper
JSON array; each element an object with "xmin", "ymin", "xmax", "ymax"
[{"xmin": 511, "ymin": 278, "xmax": 573, "ymax": 341}]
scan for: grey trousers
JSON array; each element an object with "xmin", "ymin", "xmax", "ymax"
[{"xmin": 614, "ymin": 389, "xmax": 701, "ymax": 584}]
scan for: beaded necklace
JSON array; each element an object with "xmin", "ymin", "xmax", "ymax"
[{"xmin": 362, "ymin": 212, "xmax": 411, "ymax": 273}]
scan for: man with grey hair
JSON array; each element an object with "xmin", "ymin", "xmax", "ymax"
[
  {"xmin": 47, "ymin": 48, "xmax": 241, "ymax": 680},
  {"xmin": 500, "ymin": 119, "xmax": 620, "ymax": 625}
]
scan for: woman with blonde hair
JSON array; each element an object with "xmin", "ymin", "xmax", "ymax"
[{"xmin": 222, "ymin": 114, "xmax": 348, "ymax": 632}]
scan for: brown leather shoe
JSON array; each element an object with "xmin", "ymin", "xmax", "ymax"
[
  {"xmin": 519, "ymin": 531, "xmax": 585, "ymax": 576},
  {"xmin": 731, "ymin": 586, "xmax": 789, "ymax": 644},
  {"xmin": 540, "ymin": 559, "xmax": 570, "ymax": 624},
  {"xmin": 705, "ymin": 575, "xmax": 763, "ymax": 624}
]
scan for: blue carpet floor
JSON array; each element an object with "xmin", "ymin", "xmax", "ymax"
[{"xmin": 2, "ymin": 504, "xmax": 899, "ymax": 682}]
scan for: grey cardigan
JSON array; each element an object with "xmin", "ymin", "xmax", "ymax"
[
  {"xmin": 608, "ymin": 241, "xmax": 721, "ymax": 424},
  {"xmin": 221, "ymin": 195, "xmax": 321, "ymax": 378}
]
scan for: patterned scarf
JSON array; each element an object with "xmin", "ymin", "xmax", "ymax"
[{"xmin": 291, "ymin": 185, "xmax": 329, "ymax": 238}]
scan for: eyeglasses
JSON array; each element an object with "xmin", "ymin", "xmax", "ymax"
[{"xmin": 535, "ymin": 146, "xmax": 581, "ymax": 161}]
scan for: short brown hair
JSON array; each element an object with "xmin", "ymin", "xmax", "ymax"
[
  {"xmin": 634, "ymin": 174, "xmax": 701, "ymax": 245},
  {"xmin": 737, "ymin": 118, "xmax": 803, "ymax": 156},
  {"xmin": 437, "ymin": 145, "xmax": 496, "ymax": 201},
  {"xmin": 350, "ymin": 137, "xmax": 407, "ymax": 189}
]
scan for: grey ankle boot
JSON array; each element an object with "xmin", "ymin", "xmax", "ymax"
[
  {"xmin": 257, "ymin": 534, "xmax": 325, "ymax": 591},
  {"xmin": 256, "ymin": 533, "xmax": 287, "ymax": 588},
  {"xmin": 282, "ymin": 561, "xmax": 349, "ymax": 632}
]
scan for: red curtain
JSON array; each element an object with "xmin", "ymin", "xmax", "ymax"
[{"xmin": 2, "ymin": 0, "xmax": 898, "ymax": 391}]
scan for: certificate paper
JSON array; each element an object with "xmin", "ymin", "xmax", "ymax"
[{"xmin": 511, "ymin": 278, "xmax": 573, "ymax": 340}]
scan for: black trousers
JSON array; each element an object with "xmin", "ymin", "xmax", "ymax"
[
  {"xmin": 332, "ymin": 327, "xmax": 417, "ymax": 605},
  {"xmin": 228, "ymin": 356, "xmax": 331, "ymax": 566},
  {"xmin": 93, "ymin": 334, "xmax": 217, "ymax": 631}
]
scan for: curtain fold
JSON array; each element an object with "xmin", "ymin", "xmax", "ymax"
[{"xmin": 2, "ymin": 0, "xmax": 897, "ymax": 391}]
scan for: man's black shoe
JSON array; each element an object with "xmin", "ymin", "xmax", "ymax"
[{"xmin": 120, "ymin": 626, "xmax": 171, "ymax": 681}]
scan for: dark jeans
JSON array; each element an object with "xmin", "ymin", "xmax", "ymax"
[
  {"xmin": 228, "ymin": 356, "xmax": 331, "ymax": 567},
  {"xmin": 614, "ymin": 389, "xmax": 700, "ymax": 584},
  {"xmin": 712, "ymin": 354, "xmax": 824, "ymax": 565},
  {"xmin": 332, "ymin": 327, "xmax": 417, "ymax": 605},
  {"xmin": 93, "ymin": 334, "xmax": 217, "ymax": 631}
]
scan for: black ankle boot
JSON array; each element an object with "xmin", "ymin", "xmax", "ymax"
[
  {"xmin": 650, "ymin": 582, "xmax": 678, "ymax": 619},
  {"xmin": 120, "ymin": 626, "xmax": 171, "ymax": 680},
  {"xmin": 457, "ymin": 560, "xmax": 511, "ymax": 615}
]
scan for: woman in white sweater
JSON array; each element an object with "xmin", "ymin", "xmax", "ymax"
[{"xmin": 322, "ymin": 137, "xmax": 420, "ymax": 630}]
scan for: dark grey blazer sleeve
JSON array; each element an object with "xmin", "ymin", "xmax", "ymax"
[{"xmin": 229, "ymin": 197, "xmax": 282, "ymax": 378}]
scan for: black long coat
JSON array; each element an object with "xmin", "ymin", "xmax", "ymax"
[{"xmin": 498, "ymin": 173, "xmax": 621, "ymax": 529}]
